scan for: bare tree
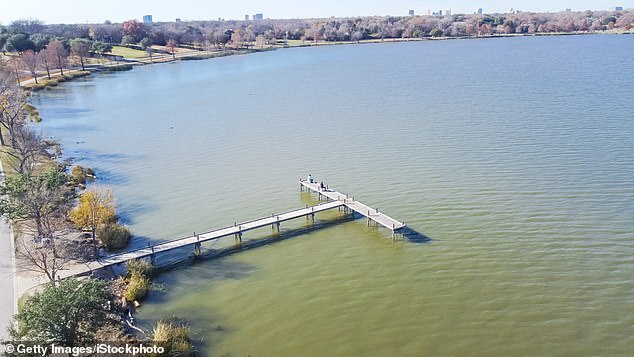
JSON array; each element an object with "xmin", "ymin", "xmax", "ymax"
[
  {"xmin": 70, "ymin": 38, "xmax": 91, "ymax": 71},
  {"xmin": 15, "ymin": 234, "xmax": 76, "ymax": 283},
  {"xmin": 0, "ymin": 80, "xmax": 29, "ymax": 147},
  {"xmin": 38, "ymin": 47, "xmax": 54, "ymax": 80},
  {"xmin": 3, "ymin": 124, "xmax": 57, "ymax": 174},
  {"xmin": 7, "ymin": 57, "xmax": 23, "ymax": 86},
  {"xmin": 255, "ymin": 35, "xmax": 266, "ymax": 49},
  {"xmin": 20, "ymin": 49, "xmax": 40, "ymax": 84},
  {"xmin": 47, "ymin": 40, "xmax": 68, "ymax": 76},
  {"xmin": 166, "ymin": 39, "xmax": 177, "ymax": 60}
]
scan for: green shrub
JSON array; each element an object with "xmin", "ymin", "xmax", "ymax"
[
  {"xmin": 124, "ymin": 274, "xmax": 149, "ymax": 302},
  {"xmin": 97, "ymin": 222, "xmax": 131, "ymax": 251},
  {"xmin": 430, "ymin": 28, "xmax": 444, "ymax": 37},
  {"xmin": 70, "ymin": 165, "xmax": 96, "ymax": 186},
  {"xmin": 152, "ymin": 319, "xmax": 196, "ymax": 356},
  {"xmin": 126, "ymin": 259, "xmax": 153, "ymax": 278},
  {"xmin": 28, "ymin": 82, "xmax": 47, "ymax": 91}
]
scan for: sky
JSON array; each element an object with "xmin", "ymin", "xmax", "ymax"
[{"xmin": 1, "ymin": 0, "xmax": 631, "ymax": 25}]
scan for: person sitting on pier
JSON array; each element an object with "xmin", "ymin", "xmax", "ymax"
[
  {"xmin": 308, "ymin": 174, "xmax": 314, "ymax": 183},
  {"xmin": 320, "ymin": 181, "xmax": 326, "ymax": 191}
]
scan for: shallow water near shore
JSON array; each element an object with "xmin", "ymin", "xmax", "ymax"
[{"xmin": 34, "ymin": 35, "xmax": 634, "ymax": 356}]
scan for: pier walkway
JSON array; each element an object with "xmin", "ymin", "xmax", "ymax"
[
  {"xmin": 300, "ymin": 180, "xmax": 406, "ymax": 232},
  {"xmin": 59, "ymin": 180, "xmax": 405, "ymax": 279},
  {"xmin": 63, "ymin": 200, "xmax": 345, "ymax": 278}
]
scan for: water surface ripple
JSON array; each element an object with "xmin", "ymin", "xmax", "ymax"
[{"xmin": 35, "ymin": 35, "xmax": 634, "ymax": 356}]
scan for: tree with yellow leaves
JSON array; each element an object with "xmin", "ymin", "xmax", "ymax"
[{"xmin": 70, "ymin": 187, "xmax": 116, "ymax": 255}]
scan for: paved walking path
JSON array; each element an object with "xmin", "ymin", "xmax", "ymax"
[{"xmin": 0, "ymin": 161, "xmax": 17, "ymax": 340}]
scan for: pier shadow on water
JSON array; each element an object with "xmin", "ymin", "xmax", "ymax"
[
  {"xmin": 152, "ymin": 214, "xmax": 358, "ymax": 273},
  {"xmin": 140, "ymin": 212, "xmax": 431, "ymax": 278},
  {"xmin": 299, "ymin": 192, "xmax": 431, "ymax": 244},
  {"xmin": 398, "ymin": 226, "xmax": 432, "ymax": 244}
]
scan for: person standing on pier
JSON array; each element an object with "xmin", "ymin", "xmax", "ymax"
[{"xmin": 308, "ymin": 174, "xmax": 314, "ymax": 183}]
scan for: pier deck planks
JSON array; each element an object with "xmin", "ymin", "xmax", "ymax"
[
  {"xmin": 299, "ymin": 180, "xmax": 406, "ymax": 231},
  {"xmin": 63, "ymin": 200, "xmax": 344, "ymax": 278}
]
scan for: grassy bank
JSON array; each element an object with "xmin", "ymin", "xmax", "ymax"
[{"xmin": 23, "ymin": 70, "xmax": 92, "ymax": 91}]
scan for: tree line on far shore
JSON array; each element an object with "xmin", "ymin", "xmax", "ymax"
[
  {"xmin": 1, "ymin": 10, "xmax": 632, "ymax": 85},
  {"xmin": 2, "ymin": 10, "xmax": 633, "ymax": 50}
]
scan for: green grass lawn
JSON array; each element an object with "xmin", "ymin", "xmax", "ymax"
[{"xmin": 110, "ymin": 46, "xmax": 147, "ymax": 59}]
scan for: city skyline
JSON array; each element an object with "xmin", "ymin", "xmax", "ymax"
[{"xmin": 2, "ymin": 0, "xmax": 631, "ymax": 25}]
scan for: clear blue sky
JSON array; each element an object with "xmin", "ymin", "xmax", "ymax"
[{"xmin": 2, "ymin": 0, "xmax": 631, "ymax": 24}]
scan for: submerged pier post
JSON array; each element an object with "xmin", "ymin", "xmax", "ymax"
[
  {"xmin": 150, "ymin": 245, "xmax": 156, "ymax": 265},
  {"xmin": 235, "ymin": 225, "xmax": 242, "ymax": 242},
  {"xmin": 194, "ymin": 234, "xmax": 201, "ymax": 256}
]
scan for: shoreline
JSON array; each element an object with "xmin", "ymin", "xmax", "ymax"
[
  {"xmin": 19, "ymin": 30, "xmax": 632, "ymax": 92},
  {"xmin": 7, "ymin": 31, "xmax": 633, "ymax": 353}
]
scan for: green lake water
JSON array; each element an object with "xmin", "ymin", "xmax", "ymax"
[{"xmin": 34, "ymin": 35, "xmax": 634, "ymax": 356}]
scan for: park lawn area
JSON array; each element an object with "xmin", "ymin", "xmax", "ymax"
[{"xmin": 110, "ymin": 46, "xmax": 147, "ymax": 59}]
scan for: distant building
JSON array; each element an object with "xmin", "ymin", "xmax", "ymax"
[
  {"xmin": 245, "ymin": 14, "xmax": 250, "ymax": 21},
  {"xmin": 477, "ymin": 8, "xmax": 483, "ymax": 15},
  {"xmin": 565, "ymin": 8, "xmax": 572, "ymax": 12},
  {"xmin": 409, "ymin": 10, "xmax": 415, "ymax": 17},
  {"xmin": 446, "ymin": 9, "xmax": 452, "ymax": 16},
  {"xmin": 175, "ymin": 18, "xmax": 181, "ymax": 23},
  {"xmin": 253, "ymin": 13, "xmax": 264, "ymax": 20},
  {"xmin": 143, "ymin": 15, "xmax": 152, "ymax": 24},
  {"xmin": 611, "ymin": 6, "xmax": 623, "ymax": 11},
  {"xmin": 424, "ymin": 9, "xmax": 431, "ymax": 16},
  {"xmin": 432, "ymin": 10, "xmax": 442, "ymax": 16}
]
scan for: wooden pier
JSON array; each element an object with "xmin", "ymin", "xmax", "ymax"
[
  {"xmin": 61, "ymin": 180, "xmax": 405, "ymax": 279},
  {"xmin": 299, "ymin": 179, "xmax": 406, "ymax": 233}
]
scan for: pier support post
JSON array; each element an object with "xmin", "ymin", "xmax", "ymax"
[
  {"xmin": 235, "ymin": 226, "xmax": 242, "ymax": 242},
  {"xmin": 150, "ymin": 246, "xmax": 156, "ymax": 265},
  {"xmin": 194, "ymin": 235, "xmax": 201, "ymax": 257}
]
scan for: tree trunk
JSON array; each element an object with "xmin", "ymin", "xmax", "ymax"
[
  {"xmin": 10, "ymin": 131, "xmax": 16, "ymax": 149},
  {"xmin": 44, "ymin": 60, "xmax": 51, "ymax": 80},
  {"xmin": 14, "ymin": 66, "xmax": 21, "ymax": 86},
  {"xmin": 92, "ymin": 227, "xmax": 98, "ymax": 257},
  {"xmin": 80, "ymin": 56, "xmax": 85, "ymax": 71},
  {"xmin": 57, "ymin": 55, "xmax": 64, "ymax": 76},
  {"xmin": 34, "ymin": 211, "xmax": 43, "ymax": 239}
]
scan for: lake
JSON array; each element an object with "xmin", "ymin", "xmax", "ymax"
[{"xmin": 34, "ymin": 35, "xmax": 634, "ymax": 356}]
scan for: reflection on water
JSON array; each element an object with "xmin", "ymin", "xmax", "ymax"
[{"xmin": 34, "ymin": 35, "xmax": 634, "ymax": 356}]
